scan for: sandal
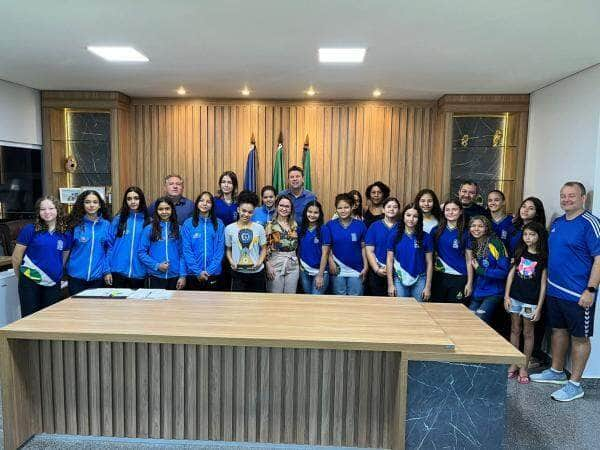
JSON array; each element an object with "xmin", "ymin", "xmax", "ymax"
[
  {"xmin": 518, "ymin": 374, "xmax": 530, "ymax": 384},
  {"xmin": 507, "ymin": 369, "xmax": 518, "ymax": 379}
]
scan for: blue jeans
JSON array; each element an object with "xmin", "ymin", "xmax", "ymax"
[
  {"xmin": 300, "ymin": 270, "xmax": 329, "ymax": 295},
  {"xmin": 394, "ymin": 274, "xmax": 426, "ymax": 301},
  {"xmin": 331, "ymin": 275, "xmax": 363, "ymax": 296},
  {"xmin": 469, "ymin": 295, "xmax": 502, "ymax": 324}
]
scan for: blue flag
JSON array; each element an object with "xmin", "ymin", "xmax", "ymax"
[{"xmin": 243, "ymin": 144, "xmax": 257, "ymax": 192}]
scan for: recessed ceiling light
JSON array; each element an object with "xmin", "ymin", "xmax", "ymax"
[
  {"xmin": 304, "ymin": 86, "xmax": 317, "ymax": 97},
  {"xmin": 372, "ymin": 89, "xmax": 382, "ymax": 98},
  {"xmin": 87, "ymin": 46, "xmax": 149, "ymax": 62},
  {"xmin": 319, "ymin": 48, "xmax": 366, "ymax": 63},
  {"xmin": 176, "ymin": 86, "xmax": 187, "ymax": 95},
  {"xmin": 240, "ymin": 86, "xmax": 251, "ymax": 96}
]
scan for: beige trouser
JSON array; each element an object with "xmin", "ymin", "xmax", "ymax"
[{"xmin": 267, "ymin": 251, "xmax": 300, "ymax": 293}]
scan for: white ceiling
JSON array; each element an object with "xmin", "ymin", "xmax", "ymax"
[{"xmin": 1, "ymin": 0, "xmax": 599, "ymax": 100}]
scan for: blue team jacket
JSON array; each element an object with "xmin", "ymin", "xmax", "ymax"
[
  {"xmin": 181, "ymin": 216, "xmax": 225, "ymax": 276},
  {"xmin": 138, "ymin": 222, "xmax": 185, "ymax": 279},
  {"xmin": 108, "ymin": 212, "xmax": 147, "ymax": 279},
  {"xmin": 473, "ymin": 237, "xmax": 510, "ymax": 297},
  {"xmin": 67, "ymin": 216, "xmax": 112, "ymax": 281}
]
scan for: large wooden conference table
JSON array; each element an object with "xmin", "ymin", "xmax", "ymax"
[{"xmin": 1, "ymin": 292, "xmax": 523, "ymax": 449}]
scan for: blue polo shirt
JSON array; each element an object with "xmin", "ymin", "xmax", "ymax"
[
  {"xmin": 365, "ymin": 220, "xmax": 397, "ymax": 266},
  {"xmin": 17, "ymin": 224, "xmax": 72, "ymax": 286},
  {"xmin": 214, "ymin": 198, "xmax": 238, "ymax": 226},
  {"xmin": 326, "ymin": 218, "xmax": 366, "ymax": 276},
  {"xmin": 148, "ymin": 196, "xmax": 194, "ymax": 225},
  {"xmin": 431, "ymin": 225, "xmax": 467, "ymax": 276},
  {"xmin": 387, "ymin": 230, "xmax": 433, "ymax": 284},
  {"xmin": 548, "ymin": 211, "xmax": 600, "ymax": 302},
  {"xmin": 299, "ymin": 225, "xmax": 332, "ymax": 275},
  {"xmin": 252, "ymin": 205, "xmax": 275, "ymax": 227},
  {"xmin": 280, "ymin": 188, "xmax": 317, "ymax": 223},
  {"xmin": 491, "ymin": 215, "xmax": 515, "ymax": 251}
]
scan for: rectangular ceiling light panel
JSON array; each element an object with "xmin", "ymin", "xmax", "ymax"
[
  {"xmin": 318, "ymin": 48, "xmax": 366, "ymax": 63},
  {"xmin": 87, "ymin": 46, "xmax": 149, "ymax": 62}
]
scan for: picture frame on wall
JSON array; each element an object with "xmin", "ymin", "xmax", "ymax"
[{"xmin": 59, "ymin": 187, "xmax": 81, "ymax": 205}]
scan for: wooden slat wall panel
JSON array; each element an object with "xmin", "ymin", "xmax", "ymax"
[
  {"xmin": 38, "ymin": 340, "xmax": 401, "ymax": 448},
  {"xmin": 129, "ymin": 101, "xmax": 437, "ymax": 214}
]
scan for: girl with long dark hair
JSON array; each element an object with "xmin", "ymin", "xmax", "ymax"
[
  {"xmin": 181, "ymin": 191, "xmax": 225, "ymax": 290},
  {"xmin": 138, "ymin": 197, "xmax": 186, "ymax": 290},
  {"xmin": 504, "ymin": 221, "xmax": 548, "ymax": 384},
  {"xmin": 386, "ymin": 202, "xmax": 433, "ymax": 301},
  {"xmin": 108, "ymin": 186, "xmax": 150, "ymax": 288},
  {"xmin": 66, "ymin": 190, "xmax": 112, "ymax": 296},
  {"xmin": 414, "ymin": 189, "xmax": 442, "ymax": 233},
  {"xmin": 509, "ymin": 197, "xmax": 546, "ymax": 256},
  {"xmin": 298, "ymin": 200, "xmax": 331, "ymax": 294}
]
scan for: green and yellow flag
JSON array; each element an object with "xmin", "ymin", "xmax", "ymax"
[
  {"xmin": 272, "ymin": 142, "xmax": 285, "ymax": 193},
  {"xmin": 302, "ymin": 136, "xmax": 312, "ymax": 191}
]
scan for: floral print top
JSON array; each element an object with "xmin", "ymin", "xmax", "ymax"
[{"xmin": 265, "ymin": 220, "xmax": 299, "ymax": 253}]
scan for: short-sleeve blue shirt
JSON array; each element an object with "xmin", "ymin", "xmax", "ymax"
[
  {"xmin": 387, "ymin": 230, "xmax": 433, "ymax": 279},
  {"xmin": 17, "ymin": 224, "xmax": 71, "ymax": 285},
  {"xmin": 299, "ymin": 225, "xmax": 332, "ymax": 274},
  {"xmin": 326, "ymin": 218, "xmax": 366, "ymax": 276},
  {"xmin": 365, "ymin": 220, "xmax": 397, "ymax": 266},
  {"xmin": 548, "ymin": 211, "xmax": 600, "ymax": 302}
]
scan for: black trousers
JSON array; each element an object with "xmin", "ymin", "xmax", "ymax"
[
  {"xmin": 148, "ymin": 276, "xmax": 179, "ymax": 290},
  {"xmin": 367, "ymin": 270, "xmax": 388, "ymax": 297},
  {"xmin": 18, "ymin": 275, "xmax": 62, "ymax": 317},
  {"xmin": 431, "ymin": 271, "xmax": 468, "ymax": 304},
  {"xmin": 112, "ymin": 273, "xmax": 146, "ymax": 289},
  {"xmin": 69, "ymin": 277, "xmax": 105, "ymax": 297},
  {"xmin": 187, "ymin": 275, "xmax": 219, "ymax": 291},
  {"xmin": 231, "ymin": 270, "xmax": 266, "ymax": 292}
]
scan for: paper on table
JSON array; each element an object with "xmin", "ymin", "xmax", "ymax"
[
  {"xmin": 127, "ymin": 289, "xmax": 172, "ymax": 300},
  {"xmin": 73, "ymin": 288, "xmax": 136, "ymax": 298}
]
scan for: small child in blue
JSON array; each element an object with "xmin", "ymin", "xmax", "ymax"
[
  {"xmin": 298, "ymin": 200, "xmax": 331, "ymax": 294},
  {"xmin": 253, "ymin": 186, "xmax": 277, "ymax": 227},
  {"xmin": 138, "ymin": 197, "xmax": 186, "ymax": 290},
  {"xmin": 326, "ymin": 193, "xmax": 367, "ymax": 296},
  {"xmin": 13, "ymin": 196, "xmax": 71, "ymax": 316},
  {"xmin": 66, "ymin": 190, "xmax": 112, "ymax": 296},
  {"xmin": 386, "ymin": 203, "xmax": 433, "ymax": 301},
  {"xmin": 108, "ymin": 186, "xmax": 150, "ymax": 289},
  {"xmin": 182, "ymin": 191, "xmax": 225, "ymax": 291},
  {"xmin": 365, "ymin": 197, "xmax": 400, "ymax": 297},
  {"xmin": 467, "ymin": 215, "xmax": 510, "ymax": 323}
]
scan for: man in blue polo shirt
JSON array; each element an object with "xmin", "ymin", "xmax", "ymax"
[
  {"xmin": 280, "ymin": 166, "xmax": 316, "ymax": 224},
  {"xmin": 148, "ymin": 174, "xmax": 194, "ymax": 224},
  {"xmin": 531, "ymin": 182, "xmax": 600, "ymax": 402}
]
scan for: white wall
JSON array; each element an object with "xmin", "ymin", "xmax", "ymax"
[
  {"xmin": 524, "ymin": 64, "xmax": 600, "ymax": 378},
  {"xmin": 0, "ymin": 79, "xmax": 42, "ymax": 148}
]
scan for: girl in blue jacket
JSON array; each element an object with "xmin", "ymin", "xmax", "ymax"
[
  {"xmin": 66, "ymin": 190, "xmax": 112, "ymax": 296},
  {"xmin": 138, "ymin": 197, "xmax": 186, "ymax": 290},
  {"xmin": 108, "ymin": 186, "xmax": 150, "ymax": 289},
  {"xmin": 182, "ymin": 191, "xmax": 225, "ymax": 290},
  {"xmin": 466, "ymin": 215, "xmax": 510, "ymax": 323}
]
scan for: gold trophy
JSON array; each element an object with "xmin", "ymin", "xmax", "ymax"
[{"xmin": 237, "ymin": 228, "xmax": 255, "ymax": 268}]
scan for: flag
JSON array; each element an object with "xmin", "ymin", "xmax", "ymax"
[
  {"xmin": 243, "ymin": 144, "xmax": 257, "ymax": 192},
  {"xmin": 302, "ymin": 145, "xmax": 312, "ymax": 191},
  {"xmin": 272, "ymin": 142, "xmax": 285, "ymax": 193}
]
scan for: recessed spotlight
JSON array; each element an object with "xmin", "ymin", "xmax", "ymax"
[
  {"xmin": 176, "ymin": 86, "xmax": 187, "ymax": 95},
  {"xmin": 305, "ymin": 86, "xmax": 317, "ymax": 97},
  {"xmin": 241, "ymin": 86, "xmax": 251, "ymax": 96},
  {"xmin": 372, "ymin": 89, "xmax": 382, "ymax": 98},
  {"xmin": 319, "ymin": 48, "xmax": 366, "ymax": 63},
  {"xmin": 87, "ymin": 46, "xmax": 149, "ymax": 62}
]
